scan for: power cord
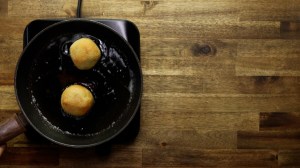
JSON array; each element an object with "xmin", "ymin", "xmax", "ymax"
[{"xmin": 76, "ymin": 0, "xmax": 82, "ymax": 18}]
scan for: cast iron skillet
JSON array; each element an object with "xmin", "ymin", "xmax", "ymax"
[{"xmin": 0, "ymin": 19, "xmax": 142, "ymax": 148}]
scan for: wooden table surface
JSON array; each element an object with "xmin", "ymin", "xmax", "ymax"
[{"xmin": 0, "ymin": 0, "xmax": 300, "ymax": 167}]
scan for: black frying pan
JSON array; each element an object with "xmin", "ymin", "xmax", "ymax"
[{"xmin": 0, "ymin": 19, "xmax": 142, "ymax": 148}]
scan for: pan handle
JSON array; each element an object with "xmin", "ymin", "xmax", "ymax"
[{"xmin": 0, "ymin": 113, "xmax": 27, "ymax": 144}]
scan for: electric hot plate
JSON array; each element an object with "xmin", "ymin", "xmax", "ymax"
[{"xmin": 23, "ymin": 19, "xmax": 141, "ymax": 147}]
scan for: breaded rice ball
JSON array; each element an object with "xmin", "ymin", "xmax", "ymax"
[
  {"xmin": 70, "ymin": 38, "xmax": 101, "ymax": 70},
  {"xmin": 61, "ymin": 84, "xmax": 94, "ymax": 117}
]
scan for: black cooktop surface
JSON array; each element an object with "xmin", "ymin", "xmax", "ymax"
[{"xmin": 23, "ymin": 19, "xmax": 140, "ymax": 147}]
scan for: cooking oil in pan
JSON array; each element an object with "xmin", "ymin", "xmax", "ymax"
[{"xmin": 28, "ymin": 33, "xmax": 133, "ymax": 135}]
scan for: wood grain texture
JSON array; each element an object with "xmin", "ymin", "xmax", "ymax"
[
  {"xmin": 141, "ymin": 111, "xmax": 258, "ymax": 130},
  {"xmin": 0, "ymin": 0, "xmax": 300, "ymax": 167},
  {"xmin": 134, "ymin": 128, "xmax": 237, "ymax": 149},
  {"xmin": 237, "ymin": 39, "xmax": 300, "ymax": 58},
  {"xmin": 278, "ymin": 150, "xmax": 300, "ymax": 167},
  {"xmin": 260, "ymin": 112, "xmax": 300, "ymax": 131},
  {"xmin": 143, "ymin": 93, "xmax": 300, "ymax": 113},
  {"xmin": 239, "ymin": 0, "xmax": 300, "ymax": 21},
  {"xmin": 60, "ymin": 146, "xmax": 142, "ymax": 167},
  {"xmin": 0, "ymin": 110, "xmax": 16, "ymax": 122},
  {"xmin": 280, "ymin": 21, "xmax": 300, "ymax": 39},
  {"xmin": 203, "ymin": 76, "xmax": 300, "ymax": 94},
  {"xmin": 7, "ymin": 0, "xmax": 74, "ymax": 18},
  {"xmin": 142, "ymin": 149, "xmax": 278, "ymax": 167},
  {"xmin": 235, "ymin": 57, "xmax": 300, "ymax": 76},
  {"xmin": 0, "ymin": 18, "xmax": 30, "ymax": 85},
  {"xmin": 0, "ymin": 0, "xmax": 7, "ymax": 16},
  {"xmin": 0, "ymin": 147, "xmax": 59, "ymax": 166},
  {"xmin": 237, "ymin": 131, "xmax": 300, "ymax": 150},
  {"xmin": 0, "ymin": 86, "xmax": 18, "ymax": 111},
  {"xmin": 236, "ymin": 39, "xmax": 300, "ymax": 76},
  {"xmin": 142, "ymin": 58, "xmax": 235, "ymax": 76}
]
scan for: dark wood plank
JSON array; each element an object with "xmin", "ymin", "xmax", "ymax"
[
  {"xmin": 59, "ymin": 146, "xmax": 142, "ymax": 167},
  {"xmin": 142, "ymin": 148, "xmax": 278, "ymax": 167},
  {"xmin": 0, "ymin": 147, "xmax": 59, "ymax": 166},
  {"xmin": 281, "ymin": 21, "xmax": 300, "ymax": 31},
  {"xmin": 0, "ymin": 0, "xmax": 7, "ymax": 16},
  {"xmin": 237, "ymin": 131, "xmax": 300, "ymax": 150},
  {"xmin": 278, "ymin": 150, "xmax": 300, "ymax": 167},
  {"xmin": 260, "ymin": 112, "xmax": 300, "ymax": 131},
  {"xmin": 281, "ymin": 21, "xmax": 300, "ymax": 39}
]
